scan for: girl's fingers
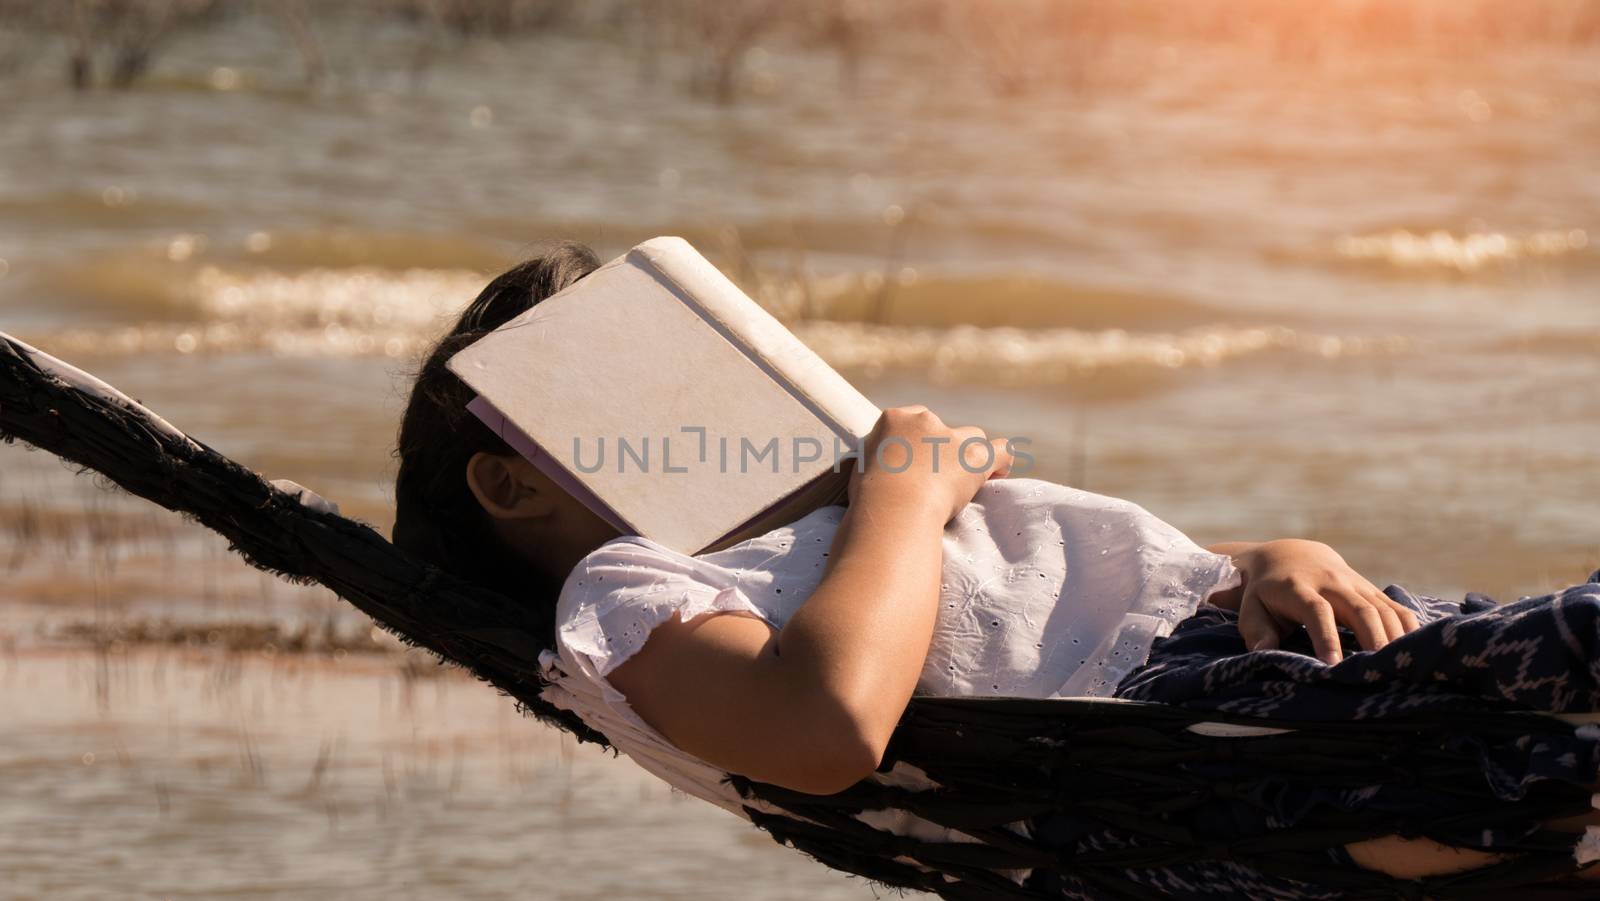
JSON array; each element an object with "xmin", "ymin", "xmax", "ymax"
[
  {"xmin": 1354, "ymin": 578, "xmax": 1407, "ymax": 643},
  {"xmin": 1363, "ymin": 588, "xmax": 1406, "ymax": 643},
  {"xmin": 1282, "ymin": 584, "xmax": 1343, "ymax": 665},
  {"xmin": 1357, "ymin": 578, "xmax": 1422, "ymax": 638},
  {"xmin": 1390, "ymin": 597, "xmax": 1422, "ymax": 634},
  {"xmin": 1237, "ymin": 591, "xmax": 1282, "ymax": 651},
  {"xmin": 1373, "ymin": 598, "xmax": 1405, "ymax": 645},
  {"xmin": 1328, "ymin": 585, "xmax": 1389, "ymax": 651}
]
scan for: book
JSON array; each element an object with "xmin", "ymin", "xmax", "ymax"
[{"xmin": 446, "ymin": 236, "xmax": 881, "ymax": 555}]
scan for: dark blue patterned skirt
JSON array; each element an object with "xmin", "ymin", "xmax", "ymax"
[{"xmin": 1024, "ymin": 572, "xmax": 1600, "ymax": 899}]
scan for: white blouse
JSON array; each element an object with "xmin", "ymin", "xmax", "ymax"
[{"xmin": 536, "ymin": 477, "xmax": 1241, "ymax": 874}]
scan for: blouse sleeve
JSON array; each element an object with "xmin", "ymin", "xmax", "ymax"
[{"xmin": 552, "ymin": 536, "xmax": 774, "ymax": 710}]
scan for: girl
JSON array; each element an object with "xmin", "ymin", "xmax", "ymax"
[{"xmin": 393, "ymin": 244, "xmax": 1600, "ymax": 896}]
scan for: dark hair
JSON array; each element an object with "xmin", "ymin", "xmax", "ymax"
[{"xmin": 392, "ymin": 241, "xmax": 600, "ymax": 645}]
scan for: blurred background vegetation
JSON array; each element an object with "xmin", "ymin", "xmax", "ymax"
[{"xmin": 3, "ymin": 0, "xmax": 1598, "ymax": 98}]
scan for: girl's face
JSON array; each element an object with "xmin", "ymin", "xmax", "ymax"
[
  {"xmin": 536, "ymin": 470, "xmax": 626, "ymax": 569},
  {"xmin": 467, "ymin": 452, "xmax": 622, "ymax": 578}
]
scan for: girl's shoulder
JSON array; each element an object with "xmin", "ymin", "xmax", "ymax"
[
  {"xmin": 554, "ymin": 505, "xmax": 844, "ymax": 679},
  {"xmin": 558, "ymin": 504, "xmax": 844, "ymax": 615},
  {"xmin": 557, "ymin": 535, "xmax": 734, "ymax": 629},
  {"xmin": 554, "ymin": 536, "xmax": 757, "ymax": 682},
  {"xmin": 563, "ymin": 533, "xmax": 719, "ymax": 589}
]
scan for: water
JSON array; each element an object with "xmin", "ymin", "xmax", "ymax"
[
  {"xmin": 1, "ymin": 646, "xmax": 859, "ymax": 900},
  {"xmin": 1, "ymin": 10, "xmax": 1598, "ymax": 898}
]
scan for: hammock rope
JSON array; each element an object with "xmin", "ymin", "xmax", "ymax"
[{"xmin": 2, "ymin": 330, "xmax": 1595, "ymax": 899}]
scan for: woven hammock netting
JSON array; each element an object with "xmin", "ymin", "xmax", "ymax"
[{"xmin": 2, "ymin": 330, "xmax": 1596, "ymax": 900}]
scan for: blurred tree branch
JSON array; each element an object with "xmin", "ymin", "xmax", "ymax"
[{"xmin": 0, "ymin": 0, "xmax": 1594, "ymax": 98}]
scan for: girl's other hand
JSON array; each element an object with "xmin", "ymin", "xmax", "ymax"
[
  {"xmin": 848, "ymin": 406, "xmax": 1012, "ymax": 524},
  {"xmin": 1212, "ymin": 539, "xmax": 1422, "ymax": 665}
]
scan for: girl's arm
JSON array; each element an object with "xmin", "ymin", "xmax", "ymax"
[
  {"xmin": 607, "ymin": 407, "xmax": 1012, "ymax": 795},
  {"xmin": 1205, "ymin": 539, "xmax": 1421, "ymax": 663}
]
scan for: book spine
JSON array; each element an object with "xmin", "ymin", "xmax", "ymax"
[{"xmin": 631, "ymin": 238, "xmax": 881, "ymax": 442}]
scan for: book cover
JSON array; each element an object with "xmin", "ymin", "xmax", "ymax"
[{"xmin": 446, "ymin": 237, "xmax": 879, "ymax": 554}]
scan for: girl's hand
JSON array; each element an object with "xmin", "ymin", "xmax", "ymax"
[
  {"xmin": 1210, "ymin": 539, "xmax": 1421, "ymax": 664},
  {"xmin": 848, "ymin": 406, "xmax": 1012, "ymax": 524}
]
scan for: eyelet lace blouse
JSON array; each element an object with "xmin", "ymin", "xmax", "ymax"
[{"xmin": 536, "ymin": 477, "xmax": 1241, "ymax": 877}]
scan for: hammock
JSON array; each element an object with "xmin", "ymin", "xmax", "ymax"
[{"xmin": 2, "ymin": 330, "xmax": 1595, "ymax": 900}]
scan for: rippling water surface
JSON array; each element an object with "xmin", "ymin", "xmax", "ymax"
[{"xmin": 1, "ymin": 12, "xmax": 1598, "ymax": 899}]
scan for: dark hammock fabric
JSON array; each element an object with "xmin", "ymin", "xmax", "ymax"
[{"xmin": 1015, "ymin": 577, "xmax": 1600, "ymax": 899}]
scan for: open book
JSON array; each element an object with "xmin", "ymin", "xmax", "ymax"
[{"xmin": 446, "ymin": 237, "xmax": 881, "ymax": 555}]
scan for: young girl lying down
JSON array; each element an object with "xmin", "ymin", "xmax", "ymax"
[{"xmin": 393, "ymin": 244, "xmax": 1600, "ymax": 896}]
